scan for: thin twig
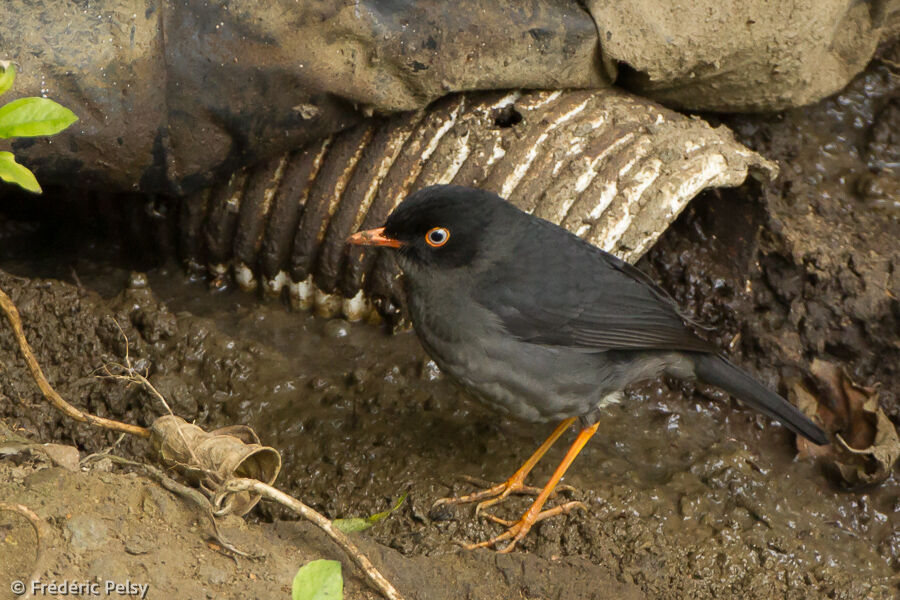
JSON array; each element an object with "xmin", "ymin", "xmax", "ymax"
[
  {"xmin": 94, "ymin": 320, "xmax": 200, "ymax": 466},
  {"xmin": 216, "ymin": 478, "xmax": 406, "ymax": 600},
  {"xmin": 101, "ymin": 320, "xmax": 173, "ymax": 408},
  {"xmin": 79, "ymin": 433, "xmax": 128, "ymax": 467},
  {"xmin": 99, "ymin": 364, "xmax": 203, "ymax": 471},
  {"xmin": 0, "ymin": 502, "xmax": 52, "ymax": 600},
  {"xmin": 0, "ymin": 286, "xmax": 149, "ymax": 439}
]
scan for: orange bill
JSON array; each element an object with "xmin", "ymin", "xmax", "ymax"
[{"xmin": 347, "ymin": 226, "xmax": 403, "ymax": 248}]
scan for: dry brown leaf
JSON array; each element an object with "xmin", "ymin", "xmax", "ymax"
[
  {"xmin": 794, "ymin": 359, "xmax": 899, "ymax": 487},
  {"xmin": 793, "ymin": 384, "xmax": 833, "ymax": 460},
  {"xmin": 149, "ymin": 415, "xmax": 282, "ymax": 516}
]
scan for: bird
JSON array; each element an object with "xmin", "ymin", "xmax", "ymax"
[{"xmin": 347, "ymin": 184, "xmax": 828, "ymax": 552}]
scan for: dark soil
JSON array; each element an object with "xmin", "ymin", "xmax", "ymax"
[{"xmin": 2, "ymin": 50, "xmax": 899, "ymax": 600}]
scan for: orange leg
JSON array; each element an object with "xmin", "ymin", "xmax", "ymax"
[
  {"xmin": 464, "ymin": 421, "xmax": 600, "ymax": 553},
  {"xmin": 433, "ymin": 417, "xmax": 577, "ymax": 514}
]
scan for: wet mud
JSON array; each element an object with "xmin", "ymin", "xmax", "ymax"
[{"xmin": 2, "ymin": 51, "xmax": 900, "ymax": 599}]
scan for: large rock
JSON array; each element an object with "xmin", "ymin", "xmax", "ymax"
[{"xmin": 2, "ymin": 0, "xmax": 898, "ymax": 193}]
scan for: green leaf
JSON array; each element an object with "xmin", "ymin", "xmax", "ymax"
[
  {"xmin": 0, "ymin": 62, "xmax": 14, "ymax": 96},
  {"xmin": 292, "ymin": 560, "xmax": 342, "ymax": 600},
  {"xmin": 333, "ymin": 492, "xmax": 407, "ymax": 534},
  {"xmin": 0, "ymin": 151, "xmax": 41, "ymax": 193},
  {"xmin": 0, "ymin": 97, "xmax": 78, "ymax": 138}
]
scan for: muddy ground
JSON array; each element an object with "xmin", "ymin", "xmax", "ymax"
[{"xmin": 1, "ymin": 49, "xmax": 899, "ymax": 599}]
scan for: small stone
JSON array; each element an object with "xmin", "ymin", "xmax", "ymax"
[
  {"xmin": 292, "ymin": 103, "xmax": 320, "ymax": 119},
  {"xmin": 128, "ymin": 272, "xmax": 149, "ymax": 289},
  {"xmin": 90, "ymin": 457, "xmax": 114, "ymax": 473},
  {"xmin": 124, "ymin": 535, "xmax": 154, "ymax": 555},
  {"xmin": 67, "ymin": 515, "xmax": 109, "ymax": 552},
  {"xmin": 323, "ymin": 319, "xmax": 350, "ymax": 339},
  {"xmin": 420, "ymin": 359, "xmax": 442, "ymax": 381},
  {"xmin": 196, "ymin": 562, "xmax": 230, "ymax": 585},
  {"xmin": 41, "ymin": 443, "xmax": 80, "ymax": 471}
]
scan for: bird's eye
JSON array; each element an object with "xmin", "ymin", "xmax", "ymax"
[{"xmin": 425, "ymin": 227, "xmax": 450, "ymax": 248}]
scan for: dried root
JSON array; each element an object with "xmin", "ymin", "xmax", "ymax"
[{"xmin": 0, "ymin": 502, "xmax": 52, "ymax": 600}]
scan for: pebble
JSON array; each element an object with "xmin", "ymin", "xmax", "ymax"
[{"xmin": 67, "ymin": 514, "xmax": 109, "ymax": 552}]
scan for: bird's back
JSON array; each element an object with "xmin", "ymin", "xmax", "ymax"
[{"xmin": 473, "ymin": 214, "xmax": 714, "ymax": 354}]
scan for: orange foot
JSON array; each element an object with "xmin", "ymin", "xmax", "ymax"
[
  {"xmin": 432, "ymin": 417, "xmax": 578, "ymax": 516},
  {"xmin": 460, "ymin": 420, "xmax": 600, "ymax": 553},
  {"xmin": 433, "ymin": 474, "xmax": 575, "ymax": 516},
  {"xmin": 463, "ymin": 500, "xmax": 587, "ymax": 553}
]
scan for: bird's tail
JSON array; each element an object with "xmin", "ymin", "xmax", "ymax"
[{"xmin": 692, "ymin": 353, "xmax": 828, "ymax": 445}]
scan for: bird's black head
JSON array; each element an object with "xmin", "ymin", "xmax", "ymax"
[{"xmin": 349, "ymin": 185, "xmax": 521, "ymax": 272}]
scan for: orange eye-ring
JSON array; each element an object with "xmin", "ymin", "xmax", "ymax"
[{"xmin": 425, "ymin": 226, "xmax": 450, "ymax": 247}]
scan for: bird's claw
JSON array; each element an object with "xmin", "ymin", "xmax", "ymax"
[
  {"xmin": 432, "ymin": 476, "xmax": 575, "ymax": 513},
  {"xmin": 479, "ymin": 511, "xmax": 515, "ymax": 527},
  {"xmin": 461, "ymin": 523, "xmax": 524, "ymax": 553},
  {"xmin": 464, "ymin": 500, "xmax": 588, "ymax": 553},
  {"xmin": 431, "ymin": 480, "xmax": 509, "ymax": 510}
]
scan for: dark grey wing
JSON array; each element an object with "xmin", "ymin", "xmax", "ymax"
[{"xmin": 474, "ymin": 219, "xmax": 715, "ymax": 353}]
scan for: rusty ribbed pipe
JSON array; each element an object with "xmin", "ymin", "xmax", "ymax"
[{"xmin": 179, "ymin": 88, "xmax": 777, "ymax": 322}]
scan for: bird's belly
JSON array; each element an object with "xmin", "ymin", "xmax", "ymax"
[{"xmin": 416, "ymin": 323, "xmax": 618, "ymax": 423}]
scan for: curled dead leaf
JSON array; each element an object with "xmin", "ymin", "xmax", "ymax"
[
  {"xmin": 149, "ymin": 415, "xmax": 281, "ymax": 516},
  {"xmin": 793, "ymin": 359, "xmax": 899, "ymax": 487}
]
